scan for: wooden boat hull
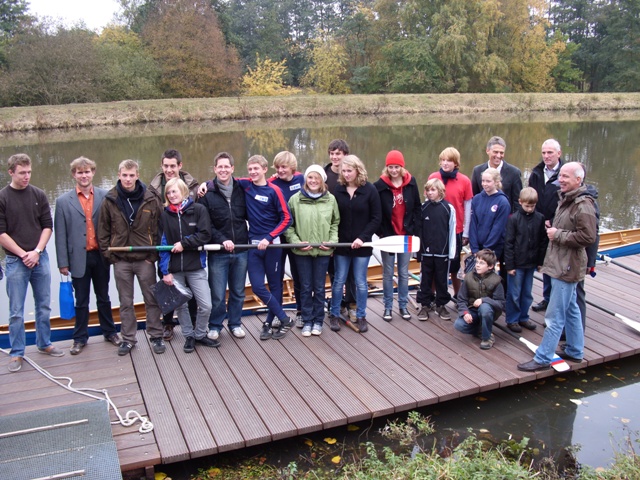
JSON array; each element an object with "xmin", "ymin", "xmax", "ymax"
[
  {"xmin": 0, "ymin": 260, "xmax": 421, "ymax": 349},
  {"xmin": 598, "ymin": 228, "xmax": 640, "ymax": 258}
]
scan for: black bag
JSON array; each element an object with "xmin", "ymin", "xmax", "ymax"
[
  {"xmin": 464, "ymin": 254, "xmax": 476, "ymax": 274},
  {"xmin": 151, "ymin": 279, "xmax": 193, "ymax": 316}
]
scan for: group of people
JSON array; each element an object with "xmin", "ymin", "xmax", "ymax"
[{"xmin": 0, "ymin": 135, "xmax": 597, "ymax": 374}]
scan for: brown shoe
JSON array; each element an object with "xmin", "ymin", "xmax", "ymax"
[
  {"xmin": 357, "ymin": 317, "xmax": 368, "ymax": 333},
  {"xmin": 162, "ymin": 324, "xmax": 174, "ymax": 341},
  {"xmin": 105, "ymin": 333, "xmax": 122, "ymax": 346},
  {"xmin": 70, "ymin": 342, "xmax": 86, "ymax": 355}
]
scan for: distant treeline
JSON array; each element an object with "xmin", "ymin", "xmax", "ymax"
[{"xmin": 0, "ymin": 0, "xmax": 638, "ymax": 106}]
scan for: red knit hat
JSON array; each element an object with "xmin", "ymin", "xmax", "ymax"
[{"xmin": 386, "ymin": 150, "xmax": 405, "ymax": 167}]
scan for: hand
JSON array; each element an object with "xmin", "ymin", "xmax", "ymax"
[
  {"xmin": 547, "ymin": 227, "xmax": 557, "ymax": 240},
  {"xmin": 59, "ymin": 267, "xmax": 70, "ymax": 276},
  {"xmin": 508, "ymin": 270, "xmax": 516, "ymax": 276},
  {"xmin": 545, "ymin": 220, "xmax": 552, "ymax": 228},
  {"xmin": 464, "ymin": 313, "xmax": 473, "ymax": 323},
  {"xmin": 298, "ymin": 241, "xmax": 312, "ymax": 251},
  {"xmin": 22, "ymin": 250, "xmax": 40, "ymax": 269},
  {"xmin": 473, "ymin": 298, "xmax": 482, "ymax": 308},
  {"xmin": 163, "ymin": 273, "xmax": 174, "ymax": 285},
  {"xmin": 462, "ymin": 237, "xmax": 469, "ymax": 246},
  {"xmin": 319, "ymin": 242, "xmax": 331, "ymax": 251},
  {"xmin": 257, "ymin": 238, "xmax": 269, "ymax": 250},
  {"xmin": 222, "ymin": 240, "xmax": 235, "ymax": 252},
  {"xmin": 351, "ymin": 238, "xmax": 364, "ymax": 249},
  {"xmin": 171, "ymin": 242, "xmax": 184, "ymax": 253},
  {"xmin": 197, "ymin": 182, "xmax": 208, "ymax": 198}
]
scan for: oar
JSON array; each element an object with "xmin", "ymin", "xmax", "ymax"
[
  {"xmin": 493, "ymin": 323, "xmax": 570, "ymax": 372},
  {"xmin": 371, "ymin": 250, "xmax": 420, "ymax": 309},
  {"xmin": 584, "ymin": 299, "xmax": 640, "ymax": 333},
  {"xmin": 108, "ymin": 235, "xmax": 421, "ymax": 254},
  {"xmin": 598, "ymin": 254, "xmax": 640, "ymax": 277}
]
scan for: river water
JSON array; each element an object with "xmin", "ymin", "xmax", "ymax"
[{"xmin": 1, "ymin": 111, "xmax": 639, "ymax": 472}]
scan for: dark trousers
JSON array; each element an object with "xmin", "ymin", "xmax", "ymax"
[
  {"xmin": 72, "ymin": 250, "xmax": 116, "ymax": 344},
  {"xmin": 280, "ymin": 248, "xmax": 301, "ymax": 312},
  {"xmin": 417, "ymin": 255, "xmax": 451, "ymax": 307},
  {"xmin": 295, "ymin": 255, "xmax": 330, "ymax": 326}
]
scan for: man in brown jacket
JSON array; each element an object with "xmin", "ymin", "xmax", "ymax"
[
  {"xmin": 98, "ymin": 159, "xmax": 164, "ymax": 356},
  {"xmin": 517, "ymin": 162, "xmax": 597, "ymax": 371}
]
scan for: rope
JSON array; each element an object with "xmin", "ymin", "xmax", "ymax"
[{"xmin": 0, "ymin": 347, "xmax": 153, "ymax": 434}]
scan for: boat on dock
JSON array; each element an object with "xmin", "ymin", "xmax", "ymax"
[{"xmin": 598, "ymin": 227, "xmax": 640, "ymax": 258}]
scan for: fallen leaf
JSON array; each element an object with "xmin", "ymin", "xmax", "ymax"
[
  {"xmin": 611, "ymin": 391, "xmax": 619, "ymax": 398},
  {"xmin": 574, "ymin": 388, "xmax": 584, "ymax": 393},
  {"xmin": 155, "ymin": 473, "xmax": 167, "ymax": 480},
  {"xmin": 593, "ymin": 377, "xmax": 601, "ymax": 381},
  {"xmin": 324, "ymin": 437, "xmax": 337, "ymax": 445},
  {"xmin": 475, "ymin": 396, "xmax": 488, "ymax": 401},
  {"xmin": 347, "ymin": 424, "xmax": 360, "ymax": 431},
  {"xmin": 304, "ymin": 439, "xmax": 313, "ymax": 447},
  {"xmin": 259, "ymin": 457, "xmax": 267, "ymax": 465},
  {"xmin": 479, "ymin": 428, "xmax": 489, "ymax": 433},
  {"xmin": 622, "ymin": 418, "xmax": 630, "ymax": 424},
  {"xmin": 555, "ymin": 377, "xmax": 567, "ymax": 382},
  {"xmin": 570, "ymin": 399, "xmax": 582, "ymax": 405},
  {"xmin": 331, "ymin": 456, "xmax": 341, "ymax": 464}
]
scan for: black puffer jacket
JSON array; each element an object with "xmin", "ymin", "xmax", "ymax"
[
  {"xmin": 199, "ymin": 177, "xmax": 249, "ymax": 250},
  {"xmin": 503, "ymin": 206, "xmax": 548, "ymax": 270}
]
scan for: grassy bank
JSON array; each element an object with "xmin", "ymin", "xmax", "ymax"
[{"xmin": 1, "ymin": 92, "xmax": 640, "ymax": 132}]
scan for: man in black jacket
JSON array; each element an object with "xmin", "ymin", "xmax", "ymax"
[
  {"xmin": 471, "ymin": 136, "xmax": 523, "ymax": 214},
  {"xmin": 527, "ymin": 139, "xmax": 562, "ymax": 312}
]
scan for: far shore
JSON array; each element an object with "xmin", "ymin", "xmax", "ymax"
[{"xmin": 1, "ymin": 92, "xmax": 640, "ymax": 133}]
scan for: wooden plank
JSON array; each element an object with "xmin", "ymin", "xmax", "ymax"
[{"xmin": 118, "ymin": 443, "xmax": 161, "ymax": 472}]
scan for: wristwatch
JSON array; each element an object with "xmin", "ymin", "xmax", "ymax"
[{"xmin": 35, "ymin": 248, "xmax": 43, "ymax": 254}]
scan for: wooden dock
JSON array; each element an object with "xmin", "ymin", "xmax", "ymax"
[{"xmin": 2, "ymin": 254, "xmax": 640, "ymax": 476}]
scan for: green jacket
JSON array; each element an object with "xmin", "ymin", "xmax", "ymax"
[{"xmin": 285, "ymin": 189, "xmax": 340, "ymax": 257}]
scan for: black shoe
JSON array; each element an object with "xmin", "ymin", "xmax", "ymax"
[
  {"xmin": 273, "ymin": 317, "xmax": 293, "ymax": 339},
  {"xmin": 531, "ymin": 300, "xmax": 548, "ymax": 312},
  {"xmin": 260, "ymin": 322, "xmax": 272, "ymax": 340},
  {"xmin": 196, "ymin": 336, "xmax": 220, "ymax": 348},
  {"xmin": 151, "ymin": 338, "xmax": 166, "ymax": 354},
  {"xmin": 519, "ymin": 320, "xmax": 537, "ymax": 331},
  {"xmin": 329, "ymin": 315, "xmax": 341, "ymax": 332},
  {"xmin": 400, "ymin": 308, "xmax": 411, "ymax": 320},
  {"xmin": 382, "ymin": 308, "xmax": 392, "ymax": 321},
  {"xmin": 556, "ymin": 351, "xmax": 583, "ymax": 363},
  {"xmin": 357, "ymin": 317, "xmax": 368, "ymax": 333},
  {"xmin": 184, "ymin": 336, "xmax": 195, "ymax": 353},
  {"xmin": 118, "ymin": 342, "xmax": 134, "ymax": 356},
  {"xmin": 507, "ymin": 323, "xmax": 522, "ymax": 333},
  {"xmin": 517, "ymin": 359, "xmax": 551, "ymax": 372}
]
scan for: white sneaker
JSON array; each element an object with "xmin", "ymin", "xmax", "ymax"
[
  {"xmin": 207, "ymin": 329, "xmax": 220, "ymax": 340},
  {"xmin": 295, "ymin": 312, "xmax": 304, "ymax": 328},
  {"xmin": 301, "ymin": 325, "xmax": 312, "ymax": 337},
  {"xmin": 311, "ymin": 323, "xmax": 323, "ymax": 336},
  {"xmin": 231, "ymin": 326, "xmax": 246, "ymax": 338}
]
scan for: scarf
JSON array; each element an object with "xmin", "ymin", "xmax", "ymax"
[
  {"xmin": 116, "ymin": 180, "xmax": 146, "ymax": 225},
  {"xmin": 439, "ymin": 167, "xmax": 458, "ymax": 185}
]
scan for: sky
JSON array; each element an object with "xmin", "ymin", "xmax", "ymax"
[{"xmin": 27, "ymin": 0, "xmax": 121, "ymax": 31}]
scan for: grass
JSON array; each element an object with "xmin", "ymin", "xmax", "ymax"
[{"xmin": 2, "ymin": 92, "xmax": 640, "ymax": 132}]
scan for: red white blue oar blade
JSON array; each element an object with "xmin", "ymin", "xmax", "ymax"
[
  {"xmin": 369, "ymin": 235, "xmax": 420, "ymax": 253},
  {"xmin": 519, "ymin": 337, "xmax": 570, "ymax": 372}
]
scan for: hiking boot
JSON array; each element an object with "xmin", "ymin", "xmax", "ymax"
[
  {"xmin": 417, "ymin": 306, "xmax": 430, "ymax": 321},
  {"xmin": 480, "ymin": 334, "xmax": 495, "ymax": 350},
  {"xmin": 162, "ymin": 324, "xmax": 174, "ymax": 341},
  {"xmin": 272, "ymin": 317, "xmax": 294, "ymax": 340},
  {"xmin": 311, "ymin": 323, "xmax": 323, "ymax": 335},
  {"xmin": 38, "ymin": 345, "xmax": 65, "ymax": 357},
  {"xmin": 507, "ymin": 322, "xmax": 522, "ymax": 333},
  {"xmin": 519, "ymin": 320, "xmax": 537, "ymax": 331},
  {"xmin": 231, "ymin": 326, "xmax": 246, "ymax": 338},
  {"xmin": 329, "ymin": 315, "xmax": 341, "ymax": 332},
  {"xmin": 8, "ymin": 357, "xmax": 22, "ymax": 373},
  {"xmin": 400, "ymin": 308, "xmax": 412, "ymax": 320},
  {"xmin": 260, "ymin": 322, "xmax": 273, "ymax": 340},
  {"xmin": 436, "ymin": 306, "xmax": 451, "ymax": 320},
  {"xmin": 105, "ymin": 333, "xmax": 121, "ymax": 346},
  {"xmin": 207, "ymin": 329, "xmax": 220, "ymax": 340},
  {"xmin": 382, "ymin": 308, "xmax": 392, "ymax": 322},
  {"xmin": 151, "ymin": 338, "xmax": 166, "ymax": 354},
  {"xmin": 295, "ymin": 311, "xmax": 304, "ymax": 328},
  {"xmin": 118, "ymin": 342, "xmax": 134, "ymax": 356},
  {"xmin": 301, "ymin": 324, "xmax": 312, "ymax": 337},
  {"xmin": 532, "ymin": 300, "xmax": 548, "ymax": 312},
  {"xmin": 196, "ymin": 336, "xmax": 220, "ymax": 348},
  {"xmin": 184, "ymin": 336, "xmax": 195, "ymax": 353},
  {"xmin": 70, "ymin": 342, "xmax": 86, "ymax": 355},
  {"xmin": 357, "ymin": 317, "xmax": 368, "ymax": 333}
]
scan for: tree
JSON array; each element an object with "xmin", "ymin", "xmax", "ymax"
[
  {"xmin": 0, "ymin": 0, "xmax": 27, "ymax": 37},
  {"xmin": 142, "ymin": 0, "xmax": 241, "ymax": 97},
  {"xmin": 301, "ymin": 34, "xmax": 350, "ymax": 94},
  {"xmin": 241, "ymin": 55, "xmax": 298, "ymax": 95}
]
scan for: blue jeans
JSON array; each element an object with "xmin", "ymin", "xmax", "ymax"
[
  {"xmin": 295, "ymin": 254, "xmax": 330, "ymax": 326},
  {"xmin": 72, "ymin": 250, "xmax": 116, "ymax": 344},
  {"xmin": 6, "ymin": 251, "xmax": 52, "ymax": 357},
  {"xmin": 331, "ymin": 254, "xmax": 370, "ymax": 319},
  {"xmin": 535, "ymin": 278, "xmax": 583, "ymax": 363},
  {"xmin": 381, "ymin": 251, "xmax": 410, "ymax": 310},
  {"xmin": 247, "ymin": 248, "xmax": 286, "ymax": 324},
  {"xmin": 454, "ymin": 303, "xmax": 495, "ymax": 341},
  {"xmin": 506, "ymin": 267, "xmax": 534, "ymax": 325},
  {"xmin": 208, "ymin": 251, "xmax": 247, "ymax": 332},
  {"xmin": 280, "ymin": 247, "xmax": 301, "ymax": 312},
  {"xmin": 173, "ymin": 269, "xmax": 211, "ymax": 340}
]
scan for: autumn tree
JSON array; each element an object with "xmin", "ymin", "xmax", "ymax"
[
  {"xmin": 142, "ymin": 0, "xmax": 241, "ymax": 98},
  {"xmin": 301, "ymin": 34, "xmax": 350, "ymax": 94},
  {"xmin": 242, "ymin": 55, "xmax": 299, "ymax": 95}
]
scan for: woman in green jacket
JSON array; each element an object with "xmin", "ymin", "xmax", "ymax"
[{"xmin": 285, "ymin": 165, "xmax": 340, "ymax": 336}]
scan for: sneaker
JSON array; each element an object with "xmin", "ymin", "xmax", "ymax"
[
  {"xmin": 519, "ymin": 320, "xmax": 537, "ymax": 331},
  {"xmin": 382, "ymin": 308, "xmax": 392, "ymax": 321},
  {"xmin": 260, "ymin": 322, "xmax": 273, "ymax": 341},
  {"xmin": 38, "ymin": 345, "xmax": 65, "ymax": 357},
  {"xmin": 480, "ymin": 334, "xmax": 495, "ymax": 350},
  {"xmin": 507, "ymin": 323, "xmax": 522, "ymax": 333},
  {"xmin": 301, "ymin": 324, "xmax": 312, "ymax": 337},
  {"xmin": 162, "ymin": 324, "xmax": 174, "ymax": 341},
  {"xmin": 118, "ymin": 342, "xmax": 134, "ymax": 356},
  {"xmin": 8, "ymin": 357, "xmax": 22, "ymax": 373},
  {"xmin": 295, "ymin": 312, "xmax": 304, "ymax": 328},
  {"xmin": 184, "ymin": 336, "xmax": 195, "ymax": 353},
  {"xmin": 231, "ymin": 326, "xmax": 246, "ymax": 338},
  {"xmin": 311, "ymin": 323, "xmax": 323, "ymax": 335},
  {"xmin": 151, "ymin": 338, "xmax": 166, "ymax": 354},
  {"xmin": 70, "ymin": 342, "xmax": 86, "ymax": 355},
  {"xmin": 196, "ymin": 336, "xmax": 220, "ymax": 348},
  {"xmin": 400, "ymin": 308, "xmax": 412, "ymax": 320},
  {"xmin": 348, "ymin": 304, "xmax": 357, "ymax": 322},
  {"xmin": 531, "ymin": 300, "xmax": 548, "ymax": 312},
  {"xmin": 417, "ymin": 306, "xmax": 430, "ymax": 321},
  {"xmin": 105, "ymin": 333, "xmax": 121, "ymax": 346},
  {"xmin": 357, "ymin": 317, "xmax": 368, "ymax": 333},
  {"xmin": 271, "ymin": 318, "xmax": 281, "ymax": 329},
  {"xmin": 329, "ymin": 315, "xmax": 341, "ymax": 332},
  {"xmin": 436, "ymin": 306, "xmax": 451, "ymax": 320},
  {"xmin": 207, "ymin": 329, "xmax": 220, "ymax": 340},
  {"xmin": 272, "ymin": 317, "xmax": 294, "ymax": 340}
]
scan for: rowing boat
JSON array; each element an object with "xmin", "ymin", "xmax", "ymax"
[
  {"xmin": 598, "ymin": 227, "xmax": 640, "ymax": 258},
  {"xmin": 0, "ymin": 260, "xmax": 421, "ymax": 348}
]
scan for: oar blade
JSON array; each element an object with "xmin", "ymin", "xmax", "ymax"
[
  {"xmin": 619, "ymin": 315, "xmax": 640, "ymax": 333},
  {"xmin": 519, "ymin": 337, "xmax": 570, "ymax": 372},
  {"xmin": 373, "ymin": 235, "xmax": 421, "ymax": 253}
]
